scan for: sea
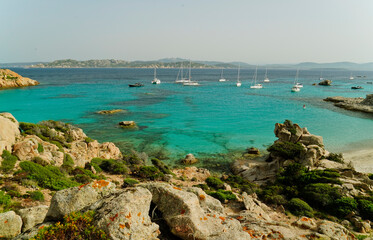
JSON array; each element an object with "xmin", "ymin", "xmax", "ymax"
[{"xmin": 1, "ymin": 68, "xmax": 373, "ymax": 170}]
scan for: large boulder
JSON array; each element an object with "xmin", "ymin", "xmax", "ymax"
[
  {"xmin": 12, "ymin": 135, "xmax": 64, "ymax": 165},
  {"xmin": 140, "ymin": 182, "xmax": 249, "ymax": 240},
  {"xmin": 241, "ymin": 192, "xmax": 271, "ymax": 221},
  {"xmin": 0, "ymin": 211, "xmax": 22, "ymax": 239},
  {"xmin": 0, "ymin": 69, "xmax": 39, "ymax": 89},
  {"xmin": 46, "ymin": 180, "xmax": 116, "ymax": 220},
  {"xmin": 317, "ymin": 220, "xmax": 356, "ymax": 240},
  {"xmin": 319, "ymin": 79, "xmax": 332, "ymax": 86},
  {"xmin": 0, "ymin": 113, "xmax": 20, "ymax": 154},
  {"xmin": 16, "ymin": 205, "xmax": 49, "ymax": 232},
  {"xmin": 181, "ymin": 153, "xmax": 198, "ymax": 165},
  {"xmin": 94, "ymin": 187, "xmax": 159, "ymax": 240},
  {"xmin": 361, "ymin": 94, "xmax": 373, "ymax": 106}
]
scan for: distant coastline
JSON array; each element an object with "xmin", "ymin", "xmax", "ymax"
[{"xmin": 5, "ymin": 58, "xmax": 372, "ymax": 70}]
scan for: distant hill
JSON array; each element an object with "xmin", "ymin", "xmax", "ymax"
[{"xmin": 15, "ymin": 59, "xmax": 373, "ymax": 70}]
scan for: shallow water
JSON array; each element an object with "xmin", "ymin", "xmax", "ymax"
[{"xmin": 1, "ymin": 68, "xmax": 373, "ymax": 167}]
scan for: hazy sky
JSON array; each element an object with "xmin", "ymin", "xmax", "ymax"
[{"xmin": 1, "ymin": 0, "xmax": 373, "ymax": 64}]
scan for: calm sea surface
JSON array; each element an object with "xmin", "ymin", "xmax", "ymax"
[{"xmin": 1, "ymin": 68, "xmax": 373, "ymax": 168}]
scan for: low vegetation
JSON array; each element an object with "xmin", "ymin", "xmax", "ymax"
[
  {"xmin": 267, "ymin": 141, "xmax": 305, "ymax": 159},
  {"xmin": 1, "ymin": 150, "xmax": 18, "ymax": 173}
]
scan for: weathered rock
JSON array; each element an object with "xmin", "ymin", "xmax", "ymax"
[
  {"xmin": 0, "ymin": 69, "xmax": 39, "ymax": 89},
  {"xmin": 324, "ymin": 95, "xmax": 373, "ymax": 114},
  {"xmin": 0, "ymin": 211, "xmax": 22, "ymax": 239},
  {"xmin": 97, "ymin": 109, "xmax": 125, "ymax": 114},
  {"xmin": 16, "ymin": 205, "xmax": 49, "ymax": 232},
  {"xmin": 140, "ymin": 182, "xmax": 249, "ymax": 240},
  {"xmin": 94, "ymin": 187, "xmax": 159, "ymax": 240},
  {"xmin": 172, "ymin": 167, "xmax": 210, "ymax": 182},
  {"xmin": 361, "ymin": 94, "xmax": 373, "ymax": 106},
  {"xmin": 46, "ymin": 180, "xmax": 116, "ymax": 220},
  {"xmin": 186, "ymin": 187, "xmax": 224, "ymax": 214},
  {"xmin": 293, "ymin": 216, "xmax": 317, "ymax": 230},
  {"xmin": 231, "ymin": 158, "xmax": 278, "ymax": 185},
  {"xmin": 0, "ymin": 113, "xmax": 20, "ymax": 154},
  {"xmin": 181, "ymin": 153, "xmax": 198, "ymax": 165},
  {"xmin": 299, "ymin": 134, "xmax": 324, "ymax": 147},
  {"xmin": 319, "ymin": 79, "xmax": 332, "ymax": 86},
  {"xmin": 13, "ymin": 222, "xmax": 53, "ymax": 240},
  {"xmin": 317, "ymin": 220, "xmax": 355, "ymax": 240},
  {"xmin": 242, "ymin": 192, "xmax": 271, "ymax": 221},
  {"xmin": 119, "ymin": 121, "xmax": 138, "ymax": 128}
]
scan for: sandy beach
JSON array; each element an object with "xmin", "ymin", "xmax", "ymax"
[{"xmin": 343, "ymin": 147, "xmax": 373, "ymax": 173}]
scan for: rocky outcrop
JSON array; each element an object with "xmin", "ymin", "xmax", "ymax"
[
  {"xmin": 93, "ymin": 187, "xmax": 160, "ymax": 240},
  {"xmin": 0, "ymin": 113, "xmax": 20, "ymax": 154},
  {"xmin": 119, "ymin": 121, "xmax": 138, "ymax": 129},
  {"xmin": 46, "ymin": 180, "xmax": 116, "ymax": 220},
  {"xmin": 319, "ymin": 79, "xmax": 332, "ymax": 86},
  {"xmin": 0, "ymin": 69, "xmax": 39, "ymax": 89},
  {"xmin": 16, "ymin": 205, "xmax": 49, "ymax": 232},
  {"xmin": 140, "ymin": 182, "xmax": 249, "ymax": 240},
  {"xmin": 0, "ymin": 211, "xmax": 22, "ymax": 239},
  {"xmin": 181, "ymin": 153, "xmax": 198, "ymax": 165},
  {"xmin": 324, "ymin": 95, "xmax": 373, "ymax": 114}
]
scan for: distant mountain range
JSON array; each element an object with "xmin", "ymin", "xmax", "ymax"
[{"xmin": 1, "ymin": 59, "xmax": 373, "ymax": 70}]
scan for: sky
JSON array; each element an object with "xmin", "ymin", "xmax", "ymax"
[{"xmin": 1, "ymin": 0, "xmax": 373, "ymax": 64}]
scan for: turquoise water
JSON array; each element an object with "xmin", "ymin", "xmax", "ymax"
[{"xmin": 1, "ymin": 68, "xmax": 373, "ymax": 166}]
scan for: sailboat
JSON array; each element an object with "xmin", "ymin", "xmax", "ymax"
[
  {"xmin": 319, "ymin": 70, "xmax": 324, "ymax": 81},
  {"xmin": 183, "ymin": 61, "xmax": 200, "ymax": 86},
  {"xmin": 250, "ymin": 66, "xmax": 263, "ymax": 89},
  {"xmin": 291, "ymin": 69, "xmax": 301, "ymax": 92},
  {"xmin": 236, "ymin": 65, "xmax": 241, "ymax": 87},
  {"xmin": 349, "ymin": 73, "xmax": 354, "ymax": 80},
  {"xmin": 175, "ymin": 63, "xmax": 190, "ymax": 83},
  {"xmin": 151, "ymin": 68, "xmax": 161, "ymax": 84},
  {"xmin": 263, "ymin": 68, "xmax": 270, "ymax": 82},
  {"xmin": 219, "ymin": 68, "xmax": 226, "ymax": 82}
]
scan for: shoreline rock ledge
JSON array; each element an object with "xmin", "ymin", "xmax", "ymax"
[
  {"xmin": 324, "ymin": 94, "xmax": 373, "ymax": 113},
  {"xmin": 0, "ymin": 69, "xmax": 39, "ymax": 89}
]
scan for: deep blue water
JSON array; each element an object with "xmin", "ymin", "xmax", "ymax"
[{"xmin": 1, "ymin": 67, "xmax": 373, "ymax": 167}]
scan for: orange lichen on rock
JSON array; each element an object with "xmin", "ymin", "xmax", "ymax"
[
  {"xmin": 126, "ymin": 212, "xmax": 132, "ymax": 219},
  {"xmin": 219, "ymin": 216, "xmax": 226, "ymax": 221},
  {"xmin": 199, "ymin": 194, "xmax": 206, "ymax": 200},
  {"xmin": 203, "ymin": 216, "xmax": 207, "ymax": 220},
  {"xmin": 119, "ymin": 224, "xmax": 125, "ymax": 229},
  {"xmin": 236, "ymin": 216, "xmax": 243, "ymax": 220},
  {"xmin": 92, "ymin": 180, "xmax": 110, "ymax": 189},
  {"xmin": 173, "ymin": 186, "xmax": 182, "ymax": 190},
  {"xmin": 137, "ymin": 212, "xmax": 141, "ymax": 217},
  {"xmin": 109, "ymin": 213, "xmax": 119, "ymax": 222},
  {"xmin": 79, "ymin": 183, "xmax": 90, "ymax": 189}
]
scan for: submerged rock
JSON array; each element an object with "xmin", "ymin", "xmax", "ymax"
[
  {"xmin": 246, "ymin": 147, "xmax": 260, "ymax": 155},
  {"xmin": 119, "ymin": 121, "xmax": 138, "ymax": 129},
  {"xmin": 97, "ymin": 109, "xmax": 125, "ymax": 115}
]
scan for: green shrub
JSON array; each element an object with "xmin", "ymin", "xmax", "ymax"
[
  {"xmin": 138, "ymin": 166, "xmax": 164, "ymax": 180},
  {"xmin": 122, "ymin": 178, "xmax": 139, "ymax": 188},
  {"xmin": 258, "ymin": 185, "xmax": 288, "ymax": 205},
  {"xmin": 205, "ymin": 177, "xmax": 225, "ymax": 190},
  {"xmin": 326, "ymin": 153, "xmax": 344, "ymax": 164},
  {"xmin": 74, "ymin": 174, "xmax": 92, "ymax": 184},
  {"xmin": 0, "ymin": 190, "xmax": 11, "ymax": 212},
  {"xmin": 28, "ymin": 191, "xmax": 44, "ymax": 201},
  {"xmin": 37, "ymin": 143, "xmax": 44, "ymax": 153},
  {"xmin": 358, "ymin": 199, "xmax": 373, "ymax": 221},
  {"xmin": 208, "ymin": 189, "xmax": 237, "ymax": 203},
  {"xmin": 99, "ymin": 159, "xmax": 129, "ymax": 175},
  {"xmin": 84, "ymin": 137, "xmax": 94, "ymax": 144},
  {"xmin": 302, "ymin": 183, "xmax": 341, "ymax": 210},
  {"xmin": 368, "ymin": 174, "xmax": 373, "ymax": 180},
  {"xmin": 288, "ymin": 198, "xmax": 313, "ymax": 217},
  {"xmin": 63, "ymin": 153, "xmax": 74, "ymax": 167},
  {"xmin": 332, "ymin": 197, "xmax": 357, "ymax": 218},
  {"xmin": 32, "ymin": 157, "xmax": 49, "ymax": 166},
  {"xmin": 223, "ymin": 175, "xmax": 257, "ymax": 194},
  {"xmin": 299, "ymin": 169, "xmax": 342, "ymax": 185},
  {"xmin": 20, "ymin": 161, "xmax": 79, "ymax": 191},
  {"xmin": 31, "ymin": 211, "xmax": 108, "ymax": 240},
  {"xmin": 151, "ymin": 158, "xmax": 173, "ymax": 175},
  {"xmin": 267, "ymin": 141, "xmax": 305, "ymax": 159},
  {"xmin": 1, "ymin": 150, "xmax": 18, "ymax": 173}
]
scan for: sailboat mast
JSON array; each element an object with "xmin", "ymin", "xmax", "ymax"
[
  {"xmin": 237, "ymin": 64, "xmax": 240, "ymax": 82},
  {"xmin": 189, "ymin": 60, "xmax": 191, "ymax": 80},
  {"xmin": 181, "ymin": 63, "xmax": 183, "ymax": 79}
]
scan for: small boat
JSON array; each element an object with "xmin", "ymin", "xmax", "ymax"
[
  {"xmin": 129, "ymin": 83, "xmax": 144, "ymax": 87},
  {"xmin": 218, "ymin": 68, "xmax": 226, "ymax": 82},
  {"xmin": 263, "ymin": 68, "xmax": 270, "ymax": 82},
  {"xmin": 291, "ymin": 69, "xmax": 301, "ymax": 92},
  {"xmin": 351, "ymin": 86, "xmax": 363, "ymax": 89},
  {"xmin": 250, "ymin": 66, "xmax": 263, "ymax": 89},
  {"xmin": 183, "ymin": 60, "xmax": 200, "ymax": 86},
  {"xmin": 349, "ymin": 73, "xmax": 354, "ymax": 80},
  {"xmin": 236, "ymin": 65, "xmax": 241, "ymax": 87},
  {"xmin": 151, "ymin": 68, "xmax": 161, "ymax": 84},
  {"xmin": 175, "ymin": 63, "xmax": 190, "ymax": 83},
  {"xmin": 291, "ymin": 86, "xmax": 300, "ymax": 92}
]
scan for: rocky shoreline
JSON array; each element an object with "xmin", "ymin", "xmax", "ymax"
[
  {"xmin": 0, "ymin": 69, "xmax": 39, "ymax": 89},
  {"xmin": 0, "ymin": 114, "xmax": 372, "ymax": 239},
  {"xmin": 324, "ymin": 94, "xmax": 373, "ymax": 114}
]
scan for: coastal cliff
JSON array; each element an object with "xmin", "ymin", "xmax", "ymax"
[
  {"xmin": 0, "ymin": 114, "xmax": 372, "ymax": 239},
  {"xmin": 0, "ymin": 69, "xmax": 39, "ymax": 89}
]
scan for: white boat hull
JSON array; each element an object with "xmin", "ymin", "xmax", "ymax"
[
  {"xmin": 152, "ymin": 78, "xmax": 161, "ymax": 84},
  {"xmin": 183, "ymin": 81, "xmax": 200, "ymax": 86},
  {"xmin": 250, "ymin": 84, "xmax": 263, "ymax": 89},
  {"xmin": 219, "ymin": 78, "xmax": 226, "ymax": 82},
  {"xmin": 236, "ymin": 82, "xmax": 241, "ymax": 87},
  {"xmin": 291, "ymin": 87, "xmax": 300, "ymax": 92},
  {"xmin": 264, "ymin": 79, "xmax": 270, "ymax": 82}
]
